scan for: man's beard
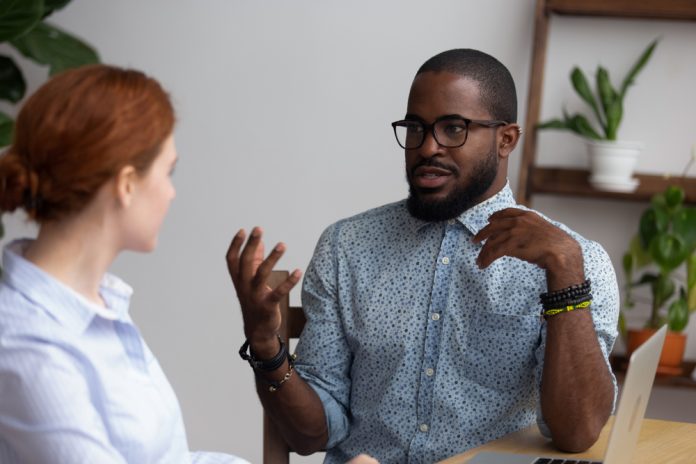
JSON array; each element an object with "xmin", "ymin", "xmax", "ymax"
[{"xmin": 406, "ymin": 149, "xmax": 498, "ymax": 222}]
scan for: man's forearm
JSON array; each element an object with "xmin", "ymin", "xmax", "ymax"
[
  {"xmin": 253, "ymin": 351, "xmax": 329, "ymax": 455},
  {"xmin": 541, "ymin": 309, "xmax": 614, "ymax": 452}
]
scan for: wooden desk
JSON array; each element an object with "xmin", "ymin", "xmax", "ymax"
[{"xmin": 438, "ymin": 418, "xmax": 696, "ymax": 464}]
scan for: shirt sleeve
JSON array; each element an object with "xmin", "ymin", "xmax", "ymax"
[
  {"xmin": 294, "ymin": 224, "xmax": 352, "ymax": 448},
  {"xmin": 0, "ymin": 334, "xmax": 127, "ymax": 464},
  {"xmin": 535, "ymin": 238, "xmax": 620, "ymax": 436}
]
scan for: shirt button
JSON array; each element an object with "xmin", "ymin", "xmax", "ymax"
[
  {"xmin": 425, "ymin": 368, "xmax": 434, "ymax": 376},
  {"xmin": 432, "ymin": 313, "xmax": 440, "ymax": 321},
  {"xmin": 448, "ymin": 219, "xmax": 455, "ymax": 225},
  {"xmin": 419, "ymin": 423, "xmax": 429, "ymax": 433},
  {"xmin": 441, "ymin": 257, "xmax": 450, "ymax": 265}
]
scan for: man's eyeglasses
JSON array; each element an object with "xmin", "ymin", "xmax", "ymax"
[{"xmin": 391, "ymin": 116, "xmax": 508, "ymax": 149}]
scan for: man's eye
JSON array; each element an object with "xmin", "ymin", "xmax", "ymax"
[
  {"xmin": 406, "ymin": 124, "xmax": 424, "ymax": 134},
  {"xmin": 443, "ymin": 124, "xmax": 466, "ymax": 136}
]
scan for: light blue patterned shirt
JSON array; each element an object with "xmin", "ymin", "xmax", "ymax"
[
  {"xmin": 0, "ymin": 240, "xmax": 248, "ymax": 464},
  {"xmin": 295, "ymin": 184, "xmax": 619, "ymax": 464}
]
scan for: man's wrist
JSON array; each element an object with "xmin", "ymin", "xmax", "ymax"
[{"xmin": 249, "ymin": 335, "xmax": 282, "ymax": 359}]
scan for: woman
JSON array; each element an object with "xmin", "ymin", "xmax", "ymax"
[{"xmin": 0, "ymin": 65, "xmax": 247, "ymax": 463}]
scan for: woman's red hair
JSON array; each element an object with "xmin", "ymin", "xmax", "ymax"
[{"xmin": 0, "ymin": 64, "xmax": 175, "ymax": 222}]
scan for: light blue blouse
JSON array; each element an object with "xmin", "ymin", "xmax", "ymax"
[{"xmin": 0, "ymin": 240, "xmax": 248, "ymax": 464}]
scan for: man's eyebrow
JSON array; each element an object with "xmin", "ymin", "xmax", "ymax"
[
  {"xmin": 404, "ymin": 113, "xmax": 425, "ymax": 121},
  {"xmin": 403, "ymin": 113, "xmax": 466, "ymax": 122}
]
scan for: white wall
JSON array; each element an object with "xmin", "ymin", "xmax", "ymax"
[{"xmin": 1, "ymin": 1, "xmax": 694, "ymax": 462}]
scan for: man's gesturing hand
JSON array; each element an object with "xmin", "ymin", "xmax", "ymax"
[
  {"xmin": 226, "ymin": 227, "xmax": 302, "ymax": 357},
  {"xmin": 472, "ymin": 208, "xmax": 584, "ymax": 291}
]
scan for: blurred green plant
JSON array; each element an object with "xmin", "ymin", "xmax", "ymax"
[
  {"xmin": 0, "ymin": 0, "xmax": 100, "ymax": 274},
  {"xmin": 537, "ymin": 39, "xmax": 658, "ymax": 141},
  {"xmin": 622, "ymin": 152, "xmax": 696, "ymax": 337}
]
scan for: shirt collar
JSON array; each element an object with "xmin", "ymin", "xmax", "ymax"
[
  {"xmin": 2, "ymin": 239, "xmax": 133, "ymax": 333},
  {"xmin": 407, "ymin": 181, "xmax": 517, "ymax": 235}
]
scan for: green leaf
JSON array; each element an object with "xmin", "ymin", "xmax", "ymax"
[
  {"xmin": 0, "ymin": 55, "xmax": 26, "ymax": 103},
  {"xmin": 43, "ymin": 0, "xmax": 71, "ymax": 17},
  {"xmin": 571, "ymin": 67, "xmax": 603, "ymax": 130},
  {"xmin": 536, "ymin": 119, "xmax": 569, "ymax": 130},
  {"xmin": 667, "ymin": 296, "xmax": 689, "ymax": 332},
  {"xmin": 629, "ymin": 235, "xmax": 652, "ymax": 267},
  {"xmin": 596, "ymin": 66, "xmax": 615, "ymax": 129},
  {"xmin": 639, "ymin": 207, "xmax": 669, "ymax": 249},
  {"xmin": 650, "ymin": 233, "xmax": 688, "ymax": 274},
  {"xmin": 604, "ymin": 98, "xmax": 623, "ymax": 140},
  {"xmin": 566, "ymin": 113, "xmax": 602, "ymax": 140},
  {"xmin": 0, "ymin": 111, "xmax": 14, "ymax": 147},
  {"xmin": 0, "ymin": 0, "xmax": 43, "ymax": 42},
  {"xmin": 687, "ymin": 254, "xmax": 696, "ymax": 312},
  {"xmin": 673, "ymin": 207, "xmax": 696, "ymax": 252},
  {"xmin": 10, "ymin": 21, "xmax": 99, "ymax": 76},
  {"xmin": 664, "ymin": 185, "xmax": 685, "ymax": 209},
  {"xmin": 620, "ymin": 39, "xmax": 658, "ymax": 99},
  {"xmin": 635, "ymin": 272, "xmax": 658, "ymax": 287},
  {"xmin": 618, "ymin": 311, "xmax": 627, "ymax": 344},
  {"xmin": 622, "ymin": 252, "xmax": 635, "ymax": 307},
  {"xmin": 652, "ymin": 274, "xmax": 675, "ymax": 310}
]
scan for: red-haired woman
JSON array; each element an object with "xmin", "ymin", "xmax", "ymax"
[{"xmin": 0, "ymin": 65, "xmax": 248, "ymax": 464}]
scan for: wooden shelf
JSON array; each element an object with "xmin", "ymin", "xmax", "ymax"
[
  {"xmin": 547, "ymin": 0, "xmax": 696, "ymax": 21},
  {"xmin": 530, "ymin": 168, "xmax": 696, "ymax": 203},
  {"xmin": 517, "ymin": 0, "xmax": 696, "ymax": 206}
]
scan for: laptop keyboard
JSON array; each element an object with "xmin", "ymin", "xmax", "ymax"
[{"xmin": 533, "ymin": 459, "xmax": 602, "ymax": 464}]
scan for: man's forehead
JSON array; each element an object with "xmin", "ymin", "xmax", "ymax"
[{"xmin": 406, "ymin": 71, "xmax": 487, "ymax": 119}]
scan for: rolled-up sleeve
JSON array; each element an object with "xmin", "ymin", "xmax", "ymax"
[{"xmin": 294, "ymin": 224, "xmax": 352, "ymax": 448}]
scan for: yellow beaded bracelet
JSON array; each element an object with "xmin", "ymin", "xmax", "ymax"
[{"xmin": 543, "ymin": 299, "xmax": 591, "ymax": 318}]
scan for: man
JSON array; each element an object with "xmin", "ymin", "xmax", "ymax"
[{"xmin": 227, "ymin": 49, "xmax": 619, "ymax": 464}]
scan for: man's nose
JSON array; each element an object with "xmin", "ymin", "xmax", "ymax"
[{"xmin": 419, "ymin": 128, "xmax": 442, "ymax": 158}]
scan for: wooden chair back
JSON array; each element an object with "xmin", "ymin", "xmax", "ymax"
[{"xmin": 263, "ymin": 270, "xmax": 307, "ymax": 464}]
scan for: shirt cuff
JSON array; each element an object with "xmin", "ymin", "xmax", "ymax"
[{"xmin": 305, "ymin": 381, "xmax": 350, "ymax": 449}]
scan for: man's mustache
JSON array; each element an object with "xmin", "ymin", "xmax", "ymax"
[{"xmin": 410, "ymin": 158, "xmax": 460, "ymax": 177}]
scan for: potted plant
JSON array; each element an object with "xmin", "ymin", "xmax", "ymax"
[
  {"xmin": 622, "ymin": 176, "xmax": 696, "ymax": 374},
  {"xmin": 0, "ymin": 0, "xmax": 99, "ymax": 275},
  {"xmin": 538, "ymin": 39, "xmax": 658, "ymax": 192}
]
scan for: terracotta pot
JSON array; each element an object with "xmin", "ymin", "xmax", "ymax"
[{"xmin": 626, "ymin": 328, "xmax": 686, "ymax": 372}]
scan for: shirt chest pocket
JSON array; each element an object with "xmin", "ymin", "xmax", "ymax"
[{"xmin": 463, "ymin": 311, "xmax": 541, "ymax": 392}]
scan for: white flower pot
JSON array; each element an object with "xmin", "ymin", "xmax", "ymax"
[{"xmin": 585, "ymin": 139, "xmax": 643, "ymax": 192}]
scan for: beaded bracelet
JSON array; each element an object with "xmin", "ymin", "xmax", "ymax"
[
  {"xmin": 543, "ymin": 299, "xmax": 592, "ymax": 319},
  {"xmin": 540, "ymin": 279, "xmax": 591, "ymax": 308},
  {"xmin": 256, "ymin": 353, "xmax": 297, "ymax": 393}
]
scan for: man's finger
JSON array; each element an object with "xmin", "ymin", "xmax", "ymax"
[
  {"xmin": 267, "ymin": 269, "xmax": 303, "ymax": 303},
  {"xmin": 476, "ymin": 231, "xmax": 514, "ymax": 268},
  {"xmin": 252, "ymin": 242, "xmax": 288, "ymax": 288},
  {"xmin": 225, "ymin": 228, "xmax": 247, "ymax": 283},
  {"xmin": 487, "ymin": 207, "xmax": 527, "ymax": 220},
  {"xmin": 473, "ymin": 217, "xmax": 518, "ymax": 243},
  {"xmin": 239, "ymin": 226, "xmax": 265, "ymax": 283}
]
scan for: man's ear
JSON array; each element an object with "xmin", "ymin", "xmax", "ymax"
[
  {"xmin": 498, "ymin": 124, "xmax": 522, "ymax": 159},
  {"xmin": 115, "ymin": 165, "xmax": 138, "ymax": 207}
]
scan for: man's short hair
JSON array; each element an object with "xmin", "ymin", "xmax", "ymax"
[{"xmin": 416, "ymin": 49, "xmax": 517, "ymax": 123}]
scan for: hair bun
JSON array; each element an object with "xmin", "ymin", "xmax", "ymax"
[{"xmin": 0, "ymin": 150, "xmax": 37, "ymax": 213}]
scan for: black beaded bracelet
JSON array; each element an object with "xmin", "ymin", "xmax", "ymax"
[
  {"xmin": 540, "ymin": 279, "xmax": 591, "ymax": 307},
  {"xmin": 239, "ymin": 335, "xmax": 290, "ymax": 372}
]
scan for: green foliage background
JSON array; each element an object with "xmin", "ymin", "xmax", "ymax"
[{"xmin": 0, "ymin": 0, "xmax": 99, "ymax": 271}]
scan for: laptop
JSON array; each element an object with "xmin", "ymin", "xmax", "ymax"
[{"xmin": 469, "ymin": 325, "xmax": 667, "ymax": 464}]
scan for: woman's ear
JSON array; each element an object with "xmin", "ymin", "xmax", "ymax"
[
  {"xmin": 115, "ymin": 165, "xmax": 138, "ymax": 207},
  {"xmin": 498, "ymin": 124, "xmax": 522, "ymax": 159}
]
